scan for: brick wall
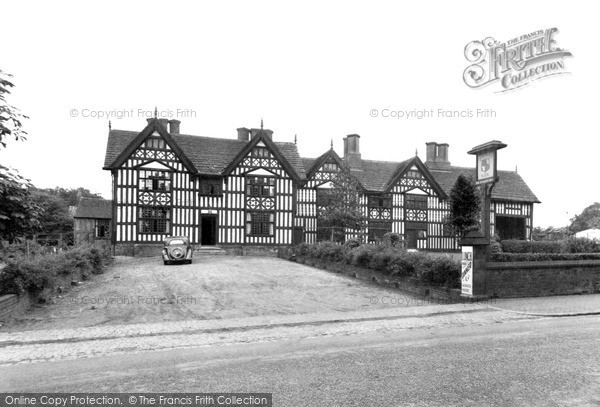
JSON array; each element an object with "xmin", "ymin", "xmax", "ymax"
[
  {"xmin": 485, "ymin": 260, "xmax": 600, "ymax": 298},
  {"xmin": 0, "ymin": 292, "xmax": 34, "ymax": 321}
]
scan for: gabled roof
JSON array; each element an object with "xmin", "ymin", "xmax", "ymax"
[
  {"xmin": 428, "ymin": 166, "xmax": 540, "ymax": 203},
  {"xmin": 303, "ymin": 150, "xmax": 538, "ymax": 203},
  {"xmin": 104, "ymin": 122, "xmax": 305, "ymax": 178},
  {"xmin": 222, "ymin": 130, "xmax": 304, "ymax": 180},
  {"xmin": 104, "ymin": 119, "xmax": 197, "ymax": 173},
  {"xmin": 73, "ymin": 198, "xmax": 112, "ymax": 219},
  {"xmin": 304, "ymin": 148, "xmax": 346, "ymax": 179}
]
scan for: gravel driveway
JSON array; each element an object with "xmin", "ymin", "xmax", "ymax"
[{"xmin": 2, "ymin": 256, "xmax": 422, "ymax": 332}]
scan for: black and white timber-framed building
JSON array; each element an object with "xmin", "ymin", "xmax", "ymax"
[{"xmin": 103, "ymin": 118, "xmax": 539, "ymax": 255}]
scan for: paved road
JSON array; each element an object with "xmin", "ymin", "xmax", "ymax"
[{"xmin": 2, "ymin": 315, "xmax": 598, "ymax": 406}]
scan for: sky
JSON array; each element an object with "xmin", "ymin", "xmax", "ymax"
[{"xmin": 1, "ymin": 0, "xmax": 597, "ymax": 228}]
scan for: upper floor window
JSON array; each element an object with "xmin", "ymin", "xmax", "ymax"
[
  {"xmin": 139, "ymin": 170, "xmax": 171, "ymax": 191},
  {"xmin": 406, "ymin": 170, "xmax": 423, "ymax": 179},
  {"xmin": 251, "ymin": 147, "xmax": 270, "ymax": 158},
  {"xmin": 405, "ymin": 194, "xmax": 427, "ymax": 210},
  {"xmin": 142, "ymin": 137, "xmax": 166, "ymax": 150},
  {"xmin": 199, "ymin": 178, "xmax": 223, "ymax": 196},
  {"xmin": 322, "ymin": 162, "xmax": 339, "ymax": 172},
  {"xmin": 247, "ymin": 176, "xmax": 275, "ymax": 197},
  {"xmin": 368, "ymin": 195, "xmax": 392, "ymax": 208}
]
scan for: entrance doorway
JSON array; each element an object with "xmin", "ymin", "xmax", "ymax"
[
  {"xmin": 406, "ymin": 229, "xmax": 418, "ymax": 249},
  {"xmin": 201, "ymin": 215, "xmax": 217, "ymax": 245}
]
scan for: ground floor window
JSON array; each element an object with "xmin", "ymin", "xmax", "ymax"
[
  {"xmin": 368, "ymin": 221, "xmax": 392, "ymax": 242},
  {"xmin": 246, "ymin": 211, "xmax": 274, "ymax": 236},
  {"xmin": 95, "ymin": 219, "xmax": 110, "ymax": 238},
  {"xmin": 139, "ymin": 206, "xmax": 170, "ymax": 234},
  {"xmin": 495, "ymin": 216, "xmax": 526, "ymax": 240}
]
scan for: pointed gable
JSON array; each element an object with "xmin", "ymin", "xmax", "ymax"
[
  {"xmin": 222, "ymin": 130, "xmax": 303, "ymax": 180},
  {"xmin": 104, "ymin": 122, "xmax": 306, "ymax": 178},
  {"xmin": 104, "ymin": 119, "xmax": 198, "ymax": 173}
]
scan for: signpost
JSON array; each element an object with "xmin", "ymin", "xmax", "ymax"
[
  {"xmin": 461, "ymin": 246, "xmax": 473, "ymax": 296},
  {"xmin": 460, "ymin": 140, "xmax": 507, "ymax": 298}
]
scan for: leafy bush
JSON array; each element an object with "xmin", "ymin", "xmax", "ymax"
[
  {"xmin": 563, "ymin": 237, "xmax": 600, "ymax": 253},
  {"xmin": 417, "ymin": 256, "xmax": 461, "ymax": 288},
  {"xmin": 344, "ymin": 239, "xmax": 361, "ymax": 250},
  {"xmin": 351, "ymin": 245, "xmax": 384, "ymax": 267},
  {"xmin": 490, "ymin": 252, "xmax": 600, "ymax": 262},
  {"xmin": 0, "ymin": 244, "xmax": 111, "ymax": 296},
  {"xmin": 297, "ymin": 242, "xmax": 310, "ymax": 256},
  {"xmin": 296, "ymin": 242, "xmax": 460, "ymax": 288},
  {"xmin": 501, "ymin": 240, "xmax": 564, "ymax": 254},
  {"xmin": 382, "ymin": 232, "xmax": 404, "ymax": 248}
]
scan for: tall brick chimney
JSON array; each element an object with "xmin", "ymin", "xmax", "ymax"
[
  {"xmin": 237, "ymin": 127, "xmax": 250, "ymax": 141},
  {"xmin": 344, "ymin": 134, "xmax": 362, "ymax": 169},
  {"xmin": 169, "ymin": 119, "xmax": 180, "ymax": 135},
  {"xmin": 425, "ymin": 142, "xmax": 451, "ymax": 170}
]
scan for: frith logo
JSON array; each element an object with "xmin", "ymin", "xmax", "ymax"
[{"xmin": 463, "ymin": 28, "xmax": 572, "ymax": 92}]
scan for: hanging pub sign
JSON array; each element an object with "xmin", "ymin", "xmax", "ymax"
[{"xmin": 467, "ymin": 140, "xmax": 507, "ymax": 185}]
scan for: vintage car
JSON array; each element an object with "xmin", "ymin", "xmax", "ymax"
[{"xmin": 162, "ymin": 236, "xmax": 193, "ymax": 265}]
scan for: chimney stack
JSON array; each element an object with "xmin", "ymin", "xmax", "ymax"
[
  {"xmin": 249, "ymin": 128, "xmax": 273, "ymax": 140},
  {"xmin": 157, "ymin": 118, "xmax": 169, "ymax": 130},
  {"xmin": 168, "ymin": 119, "xmax": 180, "ymax": 134},
  {"xmin": 425, "ymin": 142, "xmax": 451, "ymax": 170},
  {"xmin": 344, "ymin": 134, "xmax": 362, "ymax": 169},
  {"xmin": 237, "ymin": 127, "xmax": 250, "ymax": 141}
]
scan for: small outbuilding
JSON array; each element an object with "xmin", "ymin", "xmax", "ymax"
[{"xmin": 73, "ymin": 197, "xmax": 112, "ymax": 244}]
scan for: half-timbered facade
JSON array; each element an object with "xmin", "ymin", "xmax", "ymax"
[{"xmin": 104, "ymin": 119, "xmax": 539, "ymax": 254}]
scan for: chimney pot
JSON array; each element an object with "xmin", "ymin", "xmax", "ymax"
[{"xmin": 168, "ymin": 119, "xmax": 181, "ymax": 135}]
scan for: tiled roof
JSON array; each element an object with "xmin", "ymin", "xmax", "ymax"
[
  {"xmin": 428, "ymin": 166, "xmax": 540, "ymax": 203},
  {"xmin": 350, "ymin": 159, "xmax": 412, "ymax": 192},
  {"xmin": 104, "ymin": 130, "xmax": 305, "ymax": 178},
  {"xmin": 103, "ymin": 126, "xmax": 537, "ymax": 203},
  {"xmin": 73, "ymin": 198, "xmax": 112, "ymax": 219}
]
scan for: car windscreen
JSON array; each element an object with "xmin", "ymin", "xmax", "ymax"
[{"xmin": 168, "ymin": 239, "xmax": 186, "ymax": 245}]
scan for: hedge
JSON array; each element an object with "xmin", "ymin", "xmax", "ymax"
[
  {"xmin": 0, "ymin": 243, "xmax": 111, "ymax": 296},
  {"xmin": 500, "ymin": 237, "xmax": 600, "ymax": 254},
  {"xmin": 295, "ymin": 242, "xmax": 460, "ymax": 288},
  {"xmin": 490, "ymin": 252, "xmax": 600, "ymax": 262}
]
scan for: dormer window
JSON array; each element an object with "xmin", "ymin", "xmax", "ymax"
[
  {"xmin": 322, "ymin": 163, "xmax": 339, "ymax": 172},
  {"xmin": 143, "ymin": 137, "xmax": 165, "ymax": 150}
]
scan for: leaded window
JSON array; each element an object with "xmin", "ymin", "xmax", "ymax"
[
  {"xmin": 247, "ymin": 176, "xmax": 275, "ymax": 197},
  {"xmin": 251, "ymin": 147, "xmax": 270, "ymax": 158},
  {"xmin": 139, "ymin": 206, "xmax": 170, "ymax": 234},
  {"xmin": 139, "ymin": 170, "xmax": 171, "ymax": 191},
  {"xmin": 199, "ymin": 178, "xmax": 223, "ymax": 196},
  {"xmin": 246, "ymin": 212, "xmax": 274, "ymax": 236},
  {"xmin": 405, "ymin": 194, "xmax": 427, "ymax": 209},
  {"xmin": 95, "ymin": 219, "xmax": 110, "ymax": 238}
]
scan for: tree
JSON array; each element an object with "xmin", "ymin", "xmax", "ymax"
[
  {"xmin": 569, "ymin": 203, "xmax": 600, "ymax": 234},
  {"xmin": 0, "ymin": 166, "xmax": 41, "ymax": 242},
  {"xmin": 447, "ymin": 174, "xmax": 481, "ymax": 238},
  {"xmin": 0, "ymin": 69, "xmax": 28, "ymax": 148},
  {"xmin": 319, "ymin": 171, "xmax": 367, "ymax": 242}
]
